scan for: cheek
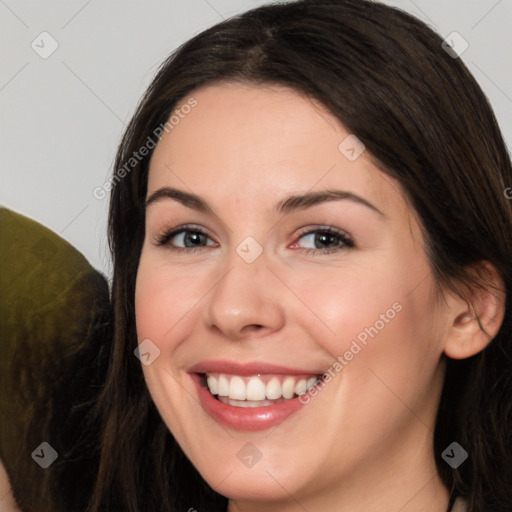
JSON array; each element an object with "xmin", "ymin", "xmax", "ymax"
[
  {"xmin": 134, "ymin": 254, "xmax": 205, "ymax": 437},
  {"xmin": 134, "ymin": 275, "xmax": 168, "ymax": 344},
  {"xmin": 292, "ymin": 270, "xmax": 442, "ymax": 455},
  {"xmin": 289, "ymin": 264, "xmax": 407, "ymax": 351},
  {"xmin": 290, "ymin": 257, "xmax": 438, "ymax": 385},
  {"xmin": 135, "ymin": 254, "xmax": 203, "ymax": 345}
]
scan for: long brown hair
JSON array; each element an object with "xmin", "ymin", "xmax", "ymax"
[{"xmin": 86, "ymin": 1, "xmax": 512, "ymax": 510}]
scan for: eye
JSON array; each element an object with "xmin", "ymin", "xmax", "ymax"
[
  {"xmin": 292, "ymin": 226, "xmax": 354, "ymax": 255},
  {"xmin": 154, "ymin": 224, "xmax": 216, "ymax": 253},
  {"xmin": 153, "ymin": 224, "xmax": 354, "ymax": 255}
]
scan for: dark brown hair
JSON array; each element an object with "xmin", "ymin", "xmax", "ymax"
[{"xmin": 86, "ymin": 1, "xmax": 512, "ymax": 510}]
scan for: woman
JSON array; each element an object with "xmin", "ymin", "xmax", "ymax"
[{"xmin": 86, "ymin": 0, "xmax": 512, "ymax": 511}]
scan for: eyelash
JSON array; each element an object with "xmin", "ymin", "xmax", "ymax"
[{"xmin": 154, "ymin": 224, "xmax": 355, "ymax": 255}]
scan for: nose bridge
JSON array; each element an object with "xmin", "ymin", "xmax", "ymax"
[{"xmin": 202, "ymin": 236, "xmax": 284, "ymax": 339}]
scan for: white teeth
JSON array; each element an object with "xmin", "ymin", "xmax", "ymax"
[
  {"xmin": 229, "ymin": 376, "xmax": 246, "ymax": 400},
  {"xmin": 295, "ymin": 379, "xmax": 307, "ymax": 395},
  {"xmin": 207, "ymin": 375, "xmax": 218, "ymax": 395},
  {"xmin": 246, "ymin": 377, "xmax": 266, "ymax": 401},
  {"xmin": 282, "ymin": 376, "xmax": 296, "ymax": 399},
  {"xmin": 266, "ymin": 377, "xmax": 282, "ymax": 400},
  {"xmin": 219, "ymin": 396, "xmax": 273, "ymax": 408},
  {"xmin": 204, "ymin": 373, "xmax": 320, "ymax": 402},
  {"xmin": 307, "ymin": 377, "xmax": 318, "ymax": 389},
  {"xmin": 217, "ymin": 375, "xmax": 229, "ymax": 396}
]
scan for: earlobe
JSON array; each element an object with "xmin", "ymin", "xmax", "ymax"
[{"xmin": 443, "ymin": 262, "xmax": 506, "ymax": 360}]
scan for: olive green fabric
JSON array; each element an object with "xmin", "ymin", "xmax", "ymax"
[{"xmin": 0, "ymin": 207, "xmax": 110, "ymax": 511}]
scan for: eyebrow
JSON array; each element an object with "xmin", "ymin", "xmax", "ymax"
[{"xmin": 145, "ymin": 186, "xmax": 385, "ymax": 217}]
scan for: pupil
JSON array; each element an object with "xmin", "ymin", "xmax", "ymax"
[
  {"xmin": 317, "ymin": 233, "xmax": 335, "ymax": 248},
  {"xmin": 185, "ymin": 232, "xmax": 203, "ymax": 247}
]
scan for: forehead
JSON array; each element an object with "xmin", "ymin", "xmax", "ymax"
[{"xmin": 147, "ymin": 82, "xmax": 404, "ymax": 218}]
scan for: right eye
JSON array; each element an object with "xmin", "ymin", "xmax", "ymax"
[{"xmin": 154, "ymin": 224, "xmax": 218, "ymax": 253}]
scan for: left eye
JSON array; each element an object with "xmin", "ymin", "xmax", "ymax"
[
  {"xmin": 154, "ymin": 225, "xmax": 354, "ymax": 255},
  {"xmin": 293, "ymin": 226, "xmax": 354, "ymax": 254}
]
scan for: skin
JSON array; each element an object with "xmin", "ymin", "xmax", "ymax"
[{"xmin": 135, "ymin": 82, "xmax": 504, "ymax": 512}]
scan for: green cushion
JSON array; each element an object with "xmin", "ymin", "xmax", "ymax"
[{"xmin": 0, "ymin": 207, "xmax": 110, "ymax": 511}]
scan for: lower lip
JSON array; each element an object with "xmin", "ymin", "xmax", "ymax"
[{"xmin": 190, "ymin": 373, "xmax": 308, "ymax": 431}]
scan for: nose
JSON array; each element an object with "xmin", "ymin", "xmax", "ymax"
[{"xmin": 202, "ymin": 246, "xmax": 286, "ymax": 341}]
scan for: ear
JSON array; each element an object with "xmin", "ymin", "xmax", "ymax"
[{"xmin": 443, "ymin": 261, "xmax": 506, "ymax": 360}]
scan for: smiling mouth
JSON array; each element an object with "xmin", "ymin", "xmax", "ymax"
[{"xmin": 200, "ymin": 372, "xmax": 322, "ymax": 408}]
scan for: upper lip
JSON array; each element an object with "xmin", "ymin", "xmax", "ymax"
[{"xmin": 187, "ymin": 360, "xmax": 324, "ymax": 376}]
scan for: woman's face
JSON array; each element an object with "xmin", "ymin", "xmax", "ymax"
[{"xmin": 135, "ymin": 83, "xmax": 451, "ymax": 509}]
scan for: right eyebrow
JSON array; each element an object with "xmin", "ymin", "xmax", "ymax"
[{"xmin": 145, "ymin": 187, "xmax": 214, "ymax": 213}]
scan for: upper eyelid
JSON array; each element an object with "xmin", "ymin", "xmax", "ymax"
[
  {"xmin": 157, "ymin": 224, "xmax": 348, "ymax": 237},
  {"xmin": 155, "ymin": 224, "xmax": 354, "ymax": 247}
]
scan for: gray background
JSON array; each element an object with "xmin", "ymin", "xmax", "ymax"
[{"xmin": 1, "ymin": 0, "xmax": 511, "ymax": 279}]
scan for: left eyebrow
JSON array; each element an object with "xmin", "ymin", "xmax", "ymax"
[
  {"xmin": 275, "ymin": 189, "xmax": 385, "ymax": 217},
  {"xmin": 145, "ymin": 187, "xmax": 385, "ymax": 218}
]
